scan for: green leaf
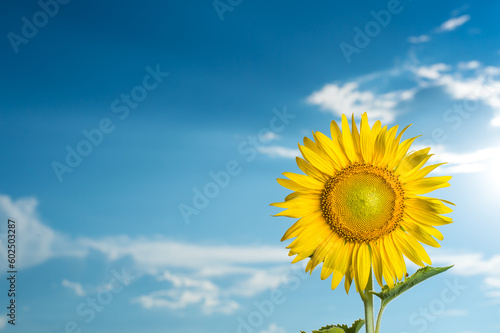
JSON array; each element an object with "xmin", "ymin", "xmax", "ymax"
[
  {"xmin": 344, "ymin": 319, "xmax": 365, "ymax": 333},
  {"xmin": 311, "ymin": 325, "xmax": 345, "ymax": 333},
  {"xmin": 373, "ymin": 265, "xmax": 453, "ymax": 307},
  {"xmin": 307, "ymin": 319, "xmax": 364, "ymax": 333}
]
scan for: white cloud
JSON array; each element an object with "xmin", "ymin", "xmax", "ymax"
[
  {"xmin": 422, "ymin": 146, "xmax": 500, "ymax": 175},
  {"xmin": 492, "ymin": 115, "xmax": 500, "ymax": 127},
  {"xmin": 132, "ymin": 265, "xmax": 305, "ymax": 315},
  {"xmin": 258, "ymin": 146, "xmax": 299, "ymax": 159},
  {"xmin": 132, "ymin": 271, "xmax": 239, "ymax": 315},
  {"xmin": 440, "ymin": 309, "xmax": 468, "ymax": 317},
  {"xmin": 62, "ymin": 279, "xmax": 86, "ymax": 297},
  {"xmin": 0, "ymin": 192, "xmax": 296, "ymax": 316},
  {"xmin": 408, "ymin": 35, "xmax": 430, "ymax": 44},
  {"xmin": 432, "ymin": 251, "xmax": 500, "ymax": 302},
  {"xmin": 432, "ymin": 252, "xmax": 500, "ymax": 277},
  {"xmin": 437, "ymin": 15, "xmax": 470, "ymax": 32},
  {"xmin": 411, "ymin": 62, "xmax": 500, "ymax": 127},
  {"xmin": 309, "ymin": 54, "xmax": 500, "ymax": 126},
  {"xmin": 260, "ymin": 323, "xmax": 286, "ymax": 333},
  {"xmin": 80, "ymin": 236, "xmax": 288, "ymax": 273},
  {"xmin": 0, "ymin": 194, "xmax": 287, "ymax": 272},
  {"xmin": 307, "ymin": 82, "xmax": 416, "ymax": 124},
  {"xmin": 484, "ymin": 66, "xmax": 500, "ymax": 76},
  {"xmin": 0, "ymin": 317, "xmax": 6, "ymax": 329},
  {"xmin": 0, "ymin": 194, "xmax": 86, "ymax": 268},
  {"xmin": 413, "ymin": 63, "xmax": 451, "ymax": 80},
  {"xmin": 227, "ymin": 267, "xmax": 291, "ymax": 297},
  {"xmin": 458, "ymin": 61, "xmax": 481, "ymax": 70},
  {"xmin": 450, "ymin": 5, "xmax": 469, "ymax": 17},
  {"xmin": 260, "ymin": 131, "xmax": 281, "ymax": 142}
]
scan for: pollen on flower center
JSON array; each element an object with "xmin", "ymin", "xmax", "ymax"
[{"xmin": 321, "ymin": 163, "xmax": 405, "ymax": 243}]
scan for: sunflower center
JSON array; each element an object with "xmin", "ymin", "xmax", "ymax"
[{"xmin": 321, "ymin": 163, "xmax": 405, "ymax": 243}]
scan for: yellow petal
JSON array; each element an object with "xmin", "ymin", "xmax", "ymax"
[
  {"xmin": 342, "ymin": 114, "xmax": 358, "ymax": 162},
  {"xmin": 360, "ymin": 113, "xmax": 374, "ymax": 162},
  {"xmin": 276, "ymin": 178, "xmax": 320, "ymax": 193},
  {"xmin": 389, "ymin": 136, "xmax": 421, "ymax": 169},
  {"xmin": 344, "ymin": 266, "xmax": 354, "ymax": 294},
  {"xmin": 396, "ymin": 148, "xmax": 431, "ymax": 176},
  {"xmin": 281, "ymin": 211, "xmax": 324, "ymax": 241},
  {"xmin": 373, "ymin": 129, "xmax": 387, "ymax": 165},
  {"xmin": 299, "ymin": 144, "xmax": 336, "ymax": 176},
  {"xmin": 371, "ymin": 243, "xmax": 384, "ymax": 287},
  {"xmin": 403, "ymin": 220, "xmax": 441, "ymax": 248},
  {"xmin": 331, "ymin": 269, "xmax": 345, "ymax": 290},
  {"xmin": 309, "ymin": 233, "xmax": 337, "ymax": 268},
  {"xmin": 384, "ymin": 235, "xmax": 406, "ymax": 281},
  {"xmin": 405, "ymin": 209, "xmax": 453, "ymax": 227},
  {"xmin": 406, "ymin": 197, "xmax": 454, "ymax": 214},
  {"xmin": 379, "ymin": 125, "xmax": 399, "ymax": 165},
  {"xmin": 404, "ymin": 163, "xmax": 447, "ymax": 182},
  {"xmin": 296, "ymin": 157, "xmax": 329, "ymax": 182},
  {"xmin": 282, "ymin": 172, "xmax": 325, "ymax": 190},
  {"xmin": 351, "ymin": 114, "xmax": 362, "ymax": 159},
  {"xmin": 393, "ymin": 230, "xmax": 430, "ymax": 266},
  {"xmin": 405, "ymin": 176, "xmax": 452, "ymax": 194},
  {"xmin": 354, "ymin": 243, "xmax": 371, "ymax": 292},
  {"xmin": 314, "ymin": 131, "xmax": 348, "ymax": 168}
]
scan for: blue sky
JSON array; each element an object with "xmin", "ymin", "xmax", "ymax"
[{"xmin": 1, "ymin": 0, "xmax": 500, "ymax": 332}]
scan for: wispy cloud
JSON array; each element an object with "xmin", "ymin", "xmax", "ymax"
[
  {"xmin": 308, "ymin": 58, "xmax": 500, "ymax": 127},
  {"xmin": 0, "ymin": 193, "xmax": 296, "ymax": 315},
  {"xmin": 260, "ymin": 323, "xmax": 286, "ymax": 333},
  {"xmin": 307, "ymin": 82, "xmax": 416, "ymax": 124},
  {"xmin": 408, "ymin": 35, "xmax": 430, "ymax": 44},
  {"xmin": 450, "ymin": 4, "xmax": 469, "ymax": 17},
  {"xmin": 260, "ymin": 131, "xmax": 281, "ymax": 142},
  {"xmin": 440, "ymin": 309, "xmax": 468, "ymax": 317},
  {"xmin": 132, "ymin": 271, "xmax": 239, "ymax": 314},
  {"xmin": 132, "ymin": 266, "xmax": 299, "ymax": 315},
  {"xmin": 437, "ymin": 15, "xmax": 471, "ymax": 32},
  {"xmin": 0, "ymin": 195, "xmax": 86, "ymax": 268},
  {"xmin": 432, "ymin": 251, "xmax": 500, "ymax": 302},
  {"xmin": 407, "ymin": 12, "xmax": 470, "ymax": 45},
  {"xmin": 457, "ymin": 61, "xmax": 481, "ymax": 71},
  {"xmin": 411, "ymin": 62, "xmax": 500, "ymax": 127},
  {"xmin": 413, "ymin": 63, "xmax": 451, "ymax": 80},
  {"xmin": 62, "ymin": 279, "xmax": 86, "ymax": 297},
  {"xmin": 257, "ymin": 146, "xmax": 299, "ymax": 159},
  {"xmin": 421, "ymin": 145, "xmax": 500, "ymax": 174}
]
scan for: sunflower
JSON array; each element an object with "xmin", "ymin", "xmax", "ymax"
[{"xmin": 271, "ymin": 113, "xmax": 453, "ymax": 293}]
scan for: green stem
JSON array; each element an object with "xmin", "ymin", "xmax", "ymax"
[
  {"xmin": 363, "ymin": 272, "xmax": 374, "ymax": 333},
  {"xmin": 374, "ymin": 303, "xmax": 386, "ymax": 333}
]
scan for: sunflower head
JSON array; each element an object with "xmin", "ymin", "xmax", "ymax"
[{"xmin": 271, "ymin": 113, "xmax": 453, "ymax": 293}]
